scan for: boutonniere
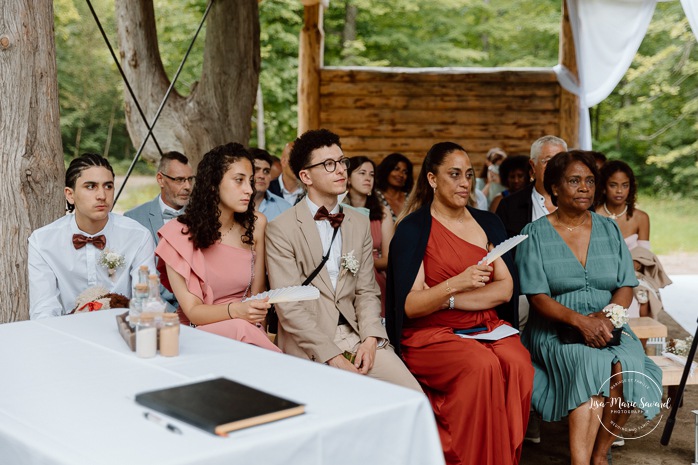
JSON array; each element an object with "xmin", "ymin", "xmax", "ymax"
[
  {"xmin": 99, "ymin": 248, "xmax": 125, "ymax": 280},
  {"xmin": 341, "ymin": 250, "xmax": 359, "ymax": 276}
]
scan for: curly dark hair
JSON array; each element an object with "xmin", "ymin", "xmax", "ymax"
[
  {"xmin": 599, "ymin": 160, "xmax": 637, "ymax": 218},
  {"xmin": 346, "ymin": 156, "xmax": 384, "ymax": 222},
  {"xmin": 543, "ymin": 150, "xmax": 599, "ymax": 207},
  {"xmin": 177, "ymin": 143, "xmax": 257, "ymax": 249},
  {"xmin": 65, "ymin": 153, "xmax": 115, "ymax": 212},
  {"xmin": 375, "ymin": 153, "xmax": 414, "ymax": 193},
  {"xmin": 289, "ymin": 129, "xmax": 342, "ymax": 179},
  {"xmin": 498, "ymin": 155, "xmax": 531, "ymax": 190}
]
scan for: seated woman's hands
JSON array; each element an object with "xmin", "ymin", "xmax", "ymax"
[
  {"xmin": 574, "ymin": 312, "xmax": 614, "ymax": 348},
  {"xmin": 450, "ymin": 263, "xmax": 493, "ymax": 293},
  {"xmin": 229, "ymin": 297, "xmax": 271, "ymax": 325}
]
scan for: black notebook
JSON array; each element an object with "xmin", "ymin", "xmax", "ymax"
[{"xmin": 135, "ymin": 377, "xmax": 305, "ymax": 436}]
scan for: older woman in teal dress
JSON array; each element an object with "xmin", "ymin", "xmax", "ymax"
[{"xmin": 515, "ymin": 151, "xmax": 661, "ymax": 465}]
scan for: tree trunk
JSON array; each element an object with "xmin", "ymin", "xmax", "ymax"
[
  {"xmin": 298, "ymin": 3, "xmax": 323, "ymax": 134},
  {"xmin": 0, "ymin": 0, "xmax": 65, "ymax": 323},
  {"xmin": 115, "ymin": 0, "xmax": 260, "ymax": 166},
  {"xmin": 342, "ymin": 1, "xmax": 357, "ymax": 45}
]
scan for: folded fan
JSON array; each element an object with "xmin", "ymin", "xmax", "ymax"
[
  {"xmin": 478, "ymin": 234, "xmax": 528, "ymax": 265},
  {"xmin": 242, "ymin": 285, "xmax": 320, "ymax": 304}
]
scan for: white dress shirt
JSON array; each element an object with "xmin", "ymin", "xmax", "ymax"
[
  {"xmin": 158, "ymin": 195, "xmax": 183, "ymax": 223},
  {"xmin": 278, "ymin": 173, "xmax": 305, "ymax": 205},
  {"xmin": 306, "ymin": 197, "xmax": 342, "ymax": 290},
  {"xmin": 28, "ymin": 213, "xmax": 156, "ymax": 319},
  {"xmin": 531, "ymin": 186, "xmax": 552, "ymax": 221}
]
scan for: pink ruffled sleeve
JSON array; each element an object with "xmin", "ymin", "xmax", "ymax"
[{"xmin": 155, "ymin": 220, "xmax": 214, "ymax": 305}]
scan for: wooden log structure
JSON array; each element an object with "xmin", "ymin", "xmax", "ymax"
[
  {"xmin": 297, "ymin": 0, "xmax": 581, "ymax": 172},
  {"xmin": 319, "ymin": 67, "xmax": 563, "ymax": 171}
]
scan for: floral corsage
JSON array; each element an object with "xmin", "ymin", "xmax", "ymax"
[
  {"xmin": 341, "ymin": 250, "xmax": 359, "ymax": 276},
  {"xmin": 603, "ymin": 304, "xmax": 629, "ymax": 329},
  {"xmin": 99, "ymin": 248, "xmax": 125, "ymax": 279}
]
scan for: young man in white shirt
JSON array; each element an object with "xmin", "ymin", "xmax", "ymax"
[
  {"xmin": 265, "ymin": 129, "xmax": 420, "ymax": 391},
  {"xmin": 29, "ymin": 153, "xmax": 156, "ymax": 319}
]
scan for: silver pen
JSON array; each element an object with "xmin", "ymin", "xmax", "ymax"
[{"xmin": 143, "ymin": 411, "xmax": 183, "ymax": 434}]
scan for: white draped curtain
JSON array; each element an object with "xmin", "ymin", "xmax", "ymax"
[{"xmin": 554, "ymin": 0, "xmax": 698, "ymax": 149}]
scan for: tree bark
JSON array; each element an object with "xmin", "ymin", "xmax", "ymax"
[
  {"xmin": 0, "ymin": 0, "xmax": 65, "ymax": 323},
  {"xmin": 298, "ymin": 4, "xmax": 323, "ymax": 134},
  {"xmin": 115, "ymin": 0, "xmax": 260, "ymax": 165}
]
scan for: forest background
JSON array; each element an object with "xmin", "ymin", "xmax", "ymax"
[{"xmin": 55, "ymin": 0, "xmax": 697, "ymax": 252}]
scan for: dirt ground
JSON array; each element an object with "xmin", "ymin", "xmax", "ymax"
[{"xmin": 521, "ymin": 310, "xmax": 697, "ymax": 465}]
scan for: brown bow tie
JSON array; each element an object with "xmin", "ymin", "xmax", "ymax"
[
  {"xmin": 72, "ymin": 234, "xmax": 106, "ymax": 250},
  {"xmin": 314, "ymin": 206, "xmax": 345, "ymax": 229}
]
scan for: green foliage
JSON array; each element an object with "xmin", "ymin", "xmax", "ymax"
[
  {"xmin": 640, "ymin": 195, "xmax": 698, "ymax": 254},
  {"xmin": 592, "ymin": 2, "xmax": 698, "ymax": 198},
  {"xmin": 54, "ymin": 0, "xmax": 698, "ymax": 201},
  {"xmin": 153, "ymin": 0, "xmax": 205, "ymax": 96},
  {"xmin": 322, "ymin": 0, "xmax": 560, "ymax": 68},
  {"xmin": 55, "ymin": 0, "xmax": 134, "ymax": 164},
  {"xmin": 254, "ymin": 0, "xmax": 304, "ymax": 156}
]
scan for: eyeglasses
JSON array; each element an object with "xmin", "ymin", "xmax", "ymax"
[
  {"xmin": 304, "ymin": 157, "xmax": 351, "ymax": 173},
  {"xmin": 160, "ymin": 173, "xmax": 195, "ymax": 185},
  {"xmin": 565, "ymin": 177, "xmax": 596, "ymax": 188}
]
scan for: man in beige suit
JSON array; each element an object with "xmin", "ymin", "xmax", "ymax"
[{"xmin": 266, "ymin": 129, "xmax": 420, "ymax": 391}]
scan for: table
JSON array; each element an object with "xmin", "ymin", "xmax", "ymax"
[
  {"xmin": 628, "ymin": 317, "xmax": 668, "ymax": 339},
  {"xmin": 650, "ymin": 355, "xmax": 698, "ymax": 386},
  {"xmin": 0, "ymin": 310, "xmax": 444, "ymax": 465}
]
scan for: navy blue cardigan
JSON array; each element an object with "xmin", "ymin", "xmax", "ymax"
[{"xmin": 385, "ymin": 204, "xmax": 520, "ymax": 356}]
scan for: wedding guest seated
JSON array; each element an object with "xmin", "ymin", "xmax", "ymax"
[
  {"xmin": 125, "ymin": 151, "xmax": 194, "ymax": 312},
  {"xmin": 598, "ymin": 160, "xmax": 671, "ymax": 318},
  {"xmin": 343, "ymin": 156, "xmax": 395, "ymax": 316},
  {"xmin": 266, "ymin": 129, "xmax": 420, "ymax": 390},
  {"xmin": 479, "ymin": 147, "xmax": 508, "ymax": 205},
  {"xmin": 155, "ymin": 143, "xmax": 280, "ymax": 352},
  {"xmin": 375, "ymin": 152, "xmax": 413, "ymax": 221},
  {"xmin": 386, "ymin": 142, "xmax": 533, "ymax": 465},
  {"xmin": 268, "ymin": 142, "xmax": 304, "ymax": 205},
  {"xmin": 29, "ymin": 153, "xmax": 155, "ymax": 319},
  {"xmin": 489, "ymin": 155, "xmax": 530, "ymax": 213},
  {"xmin": 516, "ymin": 150, "xmax": 662, "ymax": 465},
  {"xmin": 270, "ymin": 154, "xmax": 282, "ymax": 180},
  {"xmin": 249, "ymin": 148, "xmax": 292, "ymax": 222}
]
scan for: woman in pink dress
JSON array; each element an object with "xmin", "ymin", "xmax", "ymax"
[
  {"xmin": 156, "ymin": 143, "xmax": 280, "ymax": 352},
  {"xmin": 344, "ymin": 156, "xmax": 394, "ymax": 316}
]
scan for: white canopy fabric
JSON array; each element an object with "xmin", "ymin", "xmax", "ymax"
[
  {"xmin": 555, "ymin": 0, "xmax": 695, "ymax": 149},
  {"xmin": 681, "ymin": 0, "xmax": 698, "ymax": 39}
]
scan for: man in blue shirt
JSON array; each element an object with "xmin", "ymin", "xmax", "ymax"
[{"xmin": 250, "ymin": 148, "xmax": 292, "ymax": 222}]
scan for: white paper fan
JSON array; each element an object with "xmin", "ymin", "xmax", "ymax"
[
  {"xmin": 478, "ymin": 234, "xmax": 528, "ymax": 265},
  {"xmin": 242, "ymin": 285, "xmax": 320, "ymax": 304}
]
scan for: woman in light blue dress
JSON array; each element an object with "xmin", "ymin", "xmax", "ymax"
[{"xmin": 516, "ymin": 151, "xmax": 662, "ymax": 465}]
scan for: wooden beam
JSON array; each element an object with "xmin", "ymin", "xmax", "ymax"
[
  {"xmin": 559, "ymin": 0, "xmax": 580, "ymax": 148},
  {"xmin": 297, "ymin": 4, "xmax": 323, "ymax": 135}
]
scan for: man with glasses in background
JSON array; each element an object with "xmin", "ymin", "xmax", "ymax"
[
  {"xmin": 266, "ymin": 129, "xmax": 420, "ymax": 391},
  {"xmin": 125, "ymin": 151, "xmax": 194, "ymax": 312}
]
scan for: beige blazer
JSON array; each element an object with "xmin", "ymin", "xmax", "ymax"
[{"xmin": 265, "ymin": 201, "xmax": 387, "ymax": 363}]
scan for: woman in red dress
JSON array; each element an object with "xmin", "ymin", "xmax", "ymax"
[{"xmin": 386, "ymin": 142, "xmax": 534, "ymax": 465}]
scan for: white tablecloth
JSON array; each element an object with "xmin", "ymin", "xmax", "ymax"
[{"xmin": 0, "ymin": 310, "xmax": 444, "ymax": 465}]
